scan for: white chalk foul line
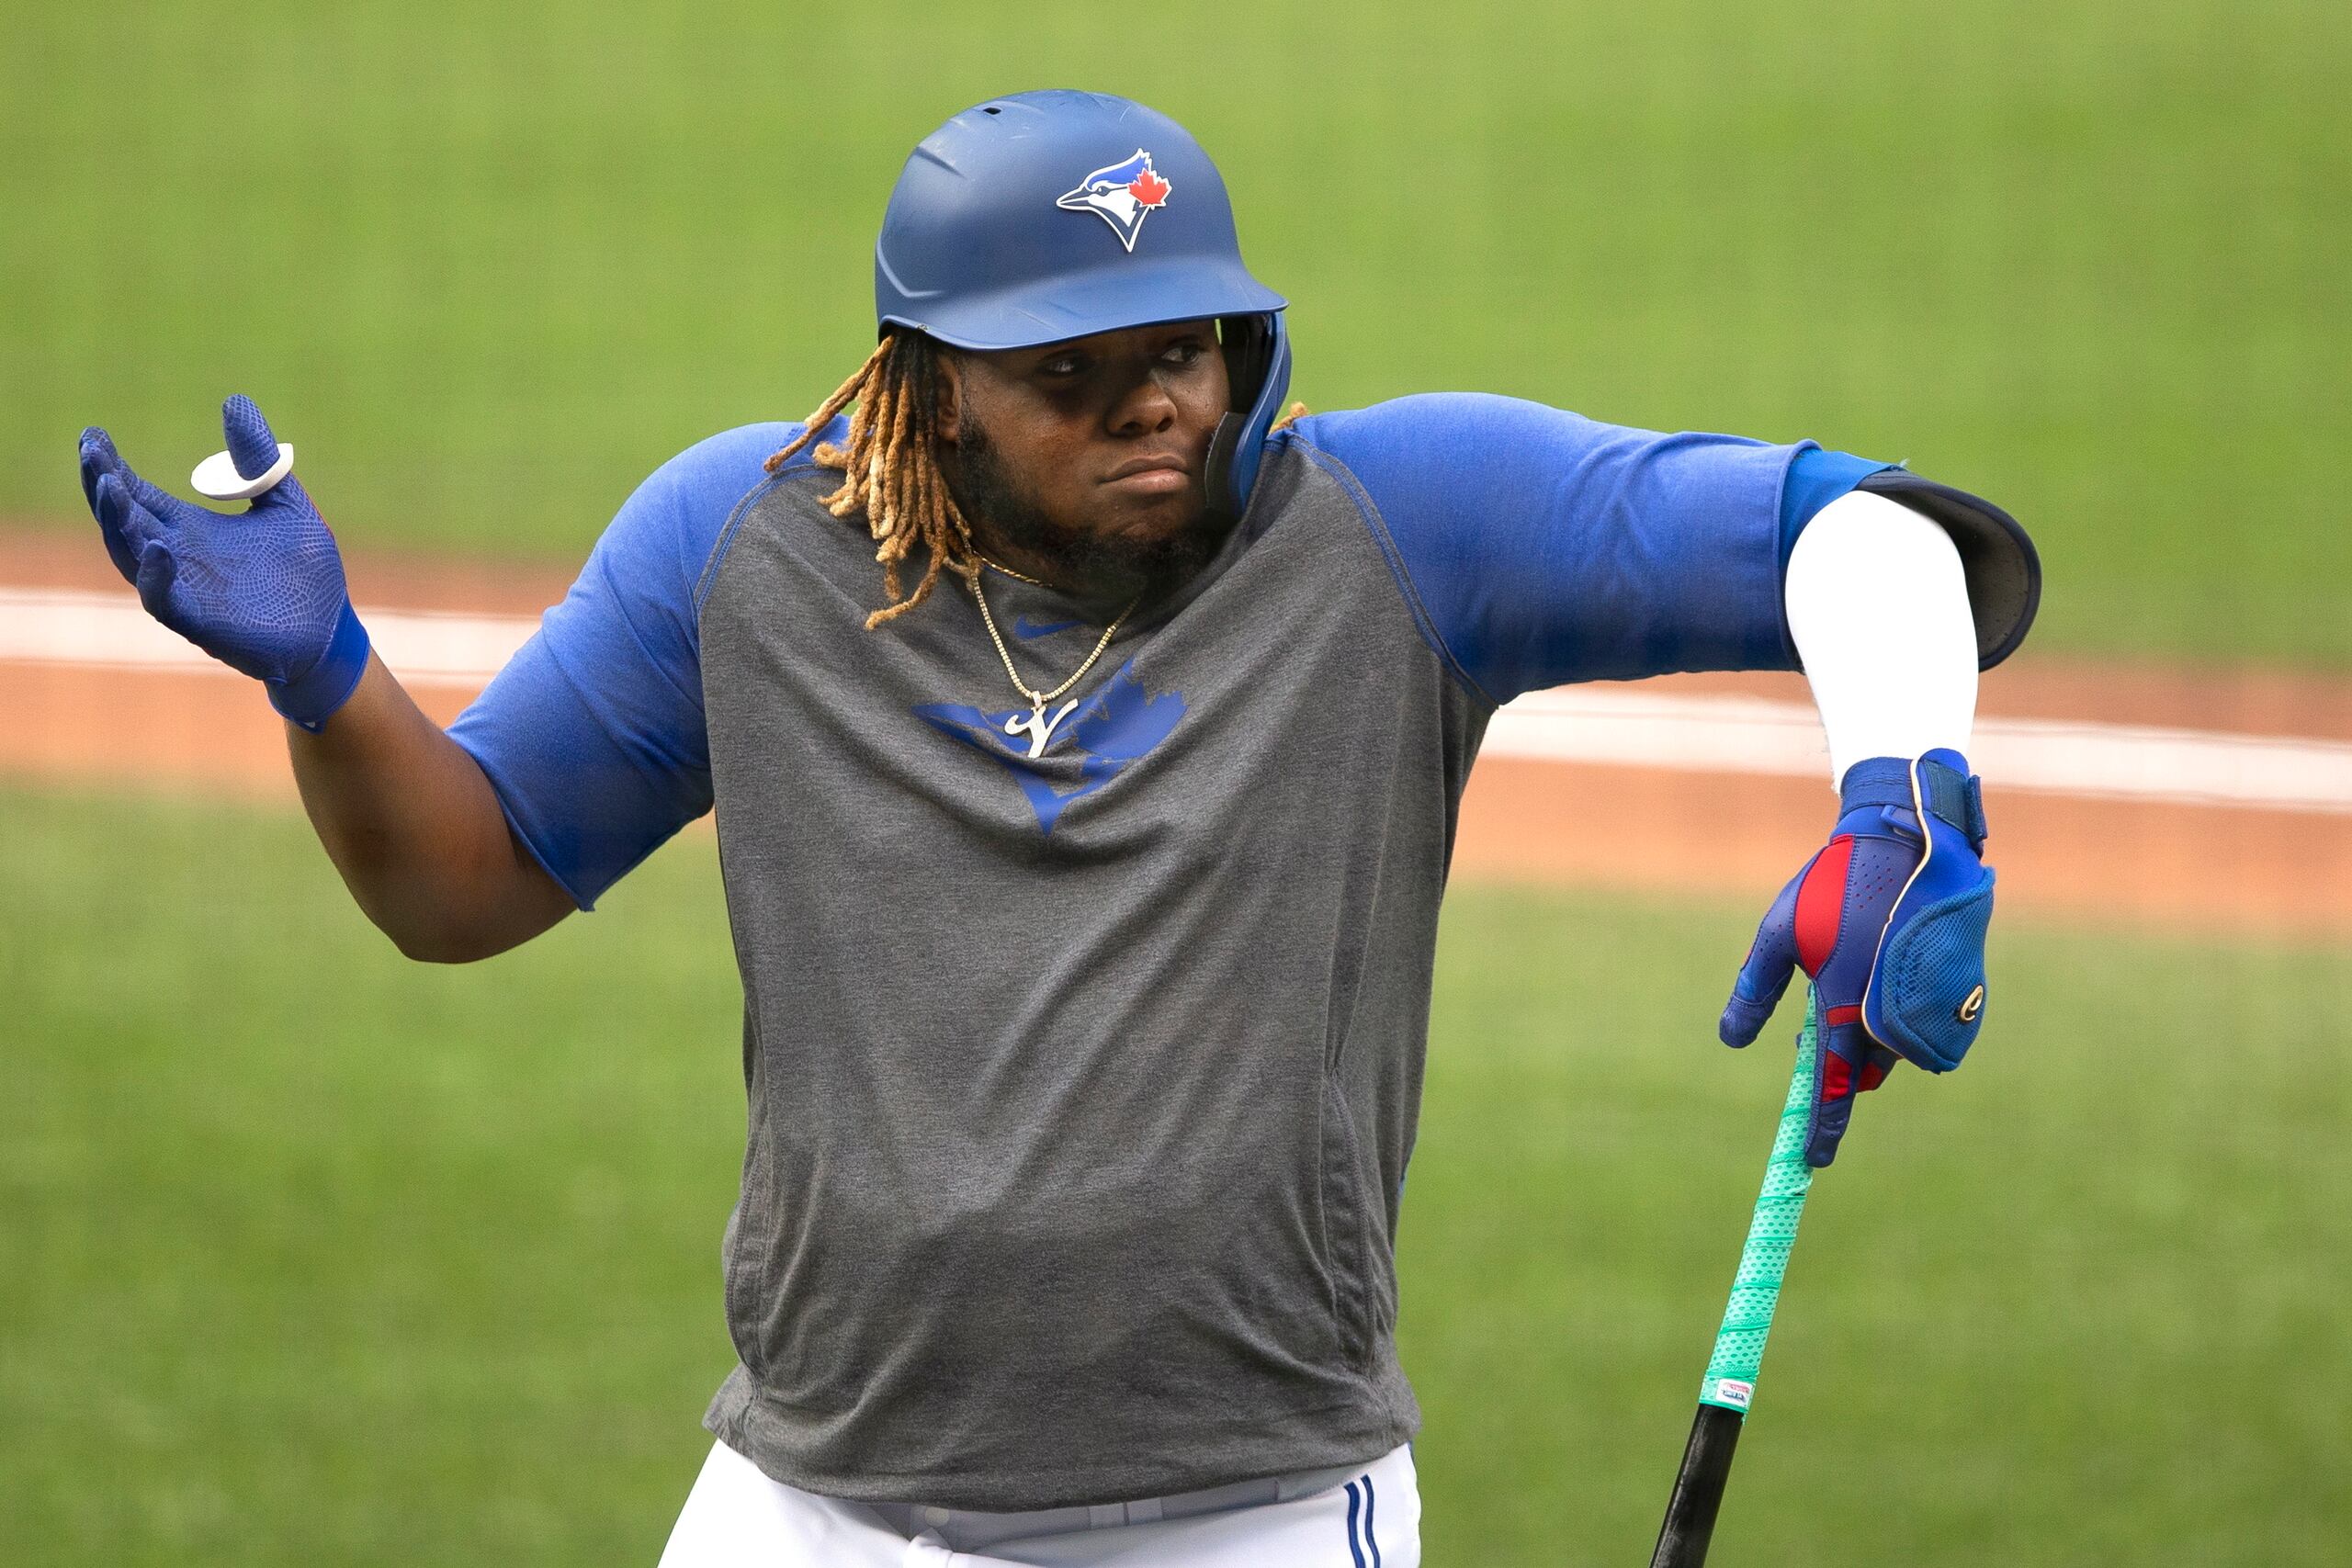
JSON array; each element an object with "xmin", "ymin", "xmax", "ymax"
[
  {"xmin": 9, "ymin": 586, "xmax": 2352, "ymax": 815},
  {"xmin": 0, "ymin": 586, "xmax": 531, "ymax": 687},
  {"xmin": 1485, "ymin": 688, "xmax": 2352, "ymax": 816}
]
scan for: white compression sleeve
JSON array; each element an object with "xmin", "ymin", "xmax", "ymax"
[{"xmin": 1784, "ymin": 488, "xmax": 1978, "ymax": 786}]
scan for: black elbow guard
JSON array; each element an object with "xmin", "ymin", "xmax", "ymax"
[{"xmin": 1856, "ymin": 469, "xmax": 2041, "ymax": 670}]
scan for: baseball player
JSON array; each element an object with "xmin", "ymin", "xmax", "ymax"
[{"xmin": 75, "ymin": 90, "xmax": 2037, "ymax": 1566}]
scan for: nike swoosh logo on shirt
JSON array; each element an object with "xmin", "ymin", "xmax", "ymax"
[{"xmin": 1013, "ymin": 615, "xmax": 1084, "ymax": 639}]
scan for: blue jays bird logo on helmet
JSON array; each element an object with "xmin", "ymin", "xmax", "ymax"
[{"xmin": 1055, "ymin": 150, "xmax": 1173, "ymax": 253}]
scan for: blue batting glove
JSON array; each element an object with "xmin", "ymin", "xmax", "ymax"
[
  {"xmin": 77, "ymin": 396, "xmax": 369, "ymax": 731},
  {"xmin": 1719, "ymin": 750, "xmax": 1996, "ymax": 1168}
]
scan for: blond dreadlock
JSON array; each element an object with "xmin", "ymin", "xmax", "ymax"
[
  {"xmin": 769, "ymin": 333, "xmax": 1309, "ymax": 629},
  {"xmin": 766, "ymin": 331, "xmax": 977, "ymax": 629}
]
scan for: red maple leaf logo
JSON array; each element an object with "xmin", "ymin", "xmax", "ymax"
[{"xmin": 1127, "ymin": 168, "xmax": 1170, "ymax": 208}]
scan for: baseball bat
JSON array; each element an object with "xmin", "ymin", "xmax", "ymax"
[{"xmin": 1647, "ymin": 990, "xmax": 1822, "ymax": 1568}]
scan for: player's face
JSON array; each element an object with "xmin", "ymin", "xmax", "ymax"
[{"xmin": 938, "ymin": 320, "xmax": 1232, "ymax": 604}]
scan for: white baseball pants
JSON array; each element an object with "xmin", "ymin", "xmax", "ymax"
[{"xmin": 657, "ymin": 1438, "xmax": 1420, "ymax": 1567}]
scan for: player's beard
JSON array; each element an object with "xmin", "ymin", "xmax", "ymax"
[{"xmin": 944, "ymin": 417, "xmax": 1230, "ymax": 611}]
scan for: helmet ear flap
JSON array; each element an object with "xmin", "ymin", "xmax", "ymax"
[
  {"xmin": 1204, "ymin": 313, "xmax": 1291, "ymax": 521},
  {"xmin": 1217, "ymin": 313, "xmax": 1272, "ymax": 401}
]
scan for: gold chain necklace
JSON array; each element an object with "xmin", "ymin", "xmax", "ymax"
[
  {"xmin": 967, "ymin": 559, "xmax": 1137, "ymax": 758},
  {"xmin": 975, "ymin": 553, "xmax": 1048, "ymax": 587}
]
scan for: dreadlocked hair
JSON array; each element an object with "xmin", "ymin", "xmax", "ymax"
[
  {"xmin": 768, "ymin": 332, "xmax": 1310, "ymax": 628},
  {"xmin": 765, "ymin": 330, "xmax": 976, "ymax": 630}
]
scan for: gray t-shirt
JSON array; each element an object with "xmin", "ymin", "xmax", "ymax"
[{"xmin": 450, "ymin": 396, "xmax": 1895, "ymax": 1510}]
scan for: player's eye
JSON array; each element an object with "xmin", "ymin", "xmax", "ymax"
[{"xmin": 1159, "ymin": 339, "xmax": 1207, "ymax": 366}]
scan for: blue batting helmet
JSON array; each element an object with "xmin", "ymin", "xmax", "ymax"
[{"xmin": 874, "ymin": 90, "xmax": 1292, "ymax": 519}]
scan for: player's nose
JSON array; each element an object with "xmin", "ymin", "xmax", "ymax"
[{"xmin": 1106, "ymin": 370, "xmax": 1179, "ymax": 436}]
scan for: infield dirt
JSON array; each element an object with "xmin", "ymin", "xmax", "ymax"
[{"xmin": 8, "ymin": 526, "xmax": 2347, "ymax": 938}]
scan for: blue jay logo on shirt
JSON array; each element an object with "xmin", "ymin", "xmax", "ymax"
[
  {"xmin": 914, "ymin": 660, "xmax": 1185, "ymax": 833},
  {"xmin": 1055, "ymin": 151, "xmax": 1172, "ymax": 253}
]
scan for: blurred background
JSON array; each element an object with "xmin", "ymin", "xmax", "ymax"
[{"xmin": 4, "ymin": 2, "xmax": 2346, "ymax": 1563}]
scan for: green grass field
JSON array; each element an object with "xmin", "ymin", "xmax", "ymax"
[
  {"xmin": 6, "ymin": 785, "xmax": 2346, "ymax": 1564},
  {"xmin": 6, "ymin": 1, "xmax": 2349, "ymax": 663},
  {"xmin": 9, "ymin": 8, "xmax": 2349, "ymax": 1562}
]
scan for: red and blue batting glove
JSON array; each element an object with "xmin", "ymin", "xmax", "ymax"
[
  {"xmin": 1720, "ymin": 750, "xmax": 1996, "ymax": 1168},
  {"xmin": 77, "ymin": 396, "xmax": 369, "ymax": 732}
]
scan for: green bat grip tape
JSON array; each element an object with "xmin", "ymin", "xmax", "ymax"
[{"xmin": 1698, "ymin": 989, "xmax": 1820, "ymax": 1414}]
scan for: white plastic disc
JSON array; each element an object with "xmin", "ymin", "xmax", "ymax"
[{"xmin": 191, "ymin": 443, "xmax": 294, "ymax": 501}]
